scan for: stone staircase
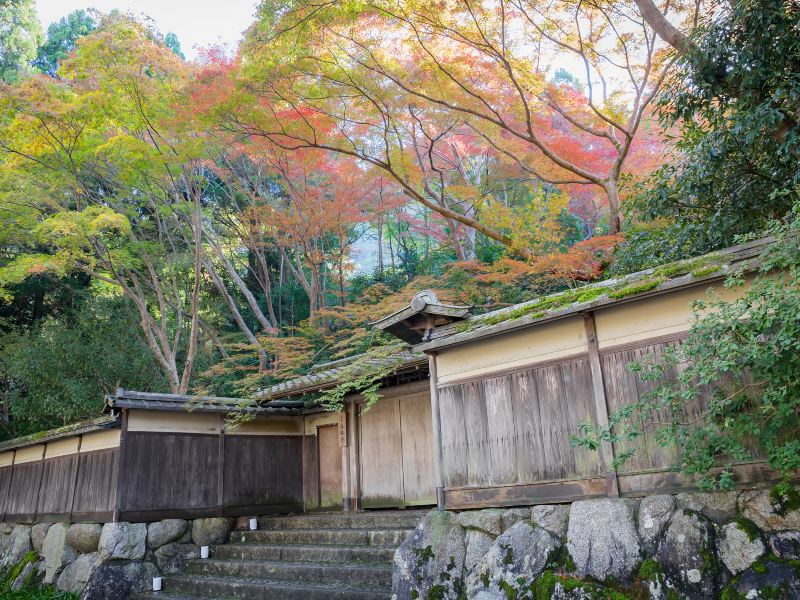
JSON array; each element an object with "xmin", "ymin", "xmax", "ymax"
[{"xmin": 133, "ymin": 511, "xmax": 423, "ymax": 600}]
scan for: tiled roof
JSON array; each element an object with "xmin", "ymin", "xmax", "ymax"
[
  {"xmin": 105, "ymin": 389, "xmax": 304, "ymax": 415},
  {"xmin": 414, "ymin": 236, "xmax": 771, "ymax": 352},
  {"xmin": 0, "ymin": 414, "xmax": 120, "ymax": 452}
]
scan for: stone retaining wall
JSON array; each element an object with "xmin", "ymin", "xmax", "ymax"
[
  {"xmin": 392, "ymin": 487, "xmax": 800, "ymax": 599},
  {"xmin": 0, "ymin": 515, "xmax": 245, "ymax": 597}
]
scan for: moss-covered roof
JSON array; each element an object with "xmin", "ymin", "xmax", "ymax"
[
  {"xmin": 414, "ymin": 236, "xmax": 771, "ymax": 353},
  {"xmin": 0, "ymin": 414, "xmax": 120, "ymax": 453}
]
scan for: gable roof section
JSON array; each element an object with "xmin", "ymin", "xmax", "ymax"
[
  {"xmin": 0, "ymin": 414, "xmax": 120, "ymax": 453},
  {"xmin": 255, "ymin": 348, "xmax": 428, "ymax": 401},
  {"xmin": 413, "ymin": 236, "xmax": 771, "ymax": 353},
  {"xmin": 371, "ymin": 290, "xmax": 472, "ymax": 344}
]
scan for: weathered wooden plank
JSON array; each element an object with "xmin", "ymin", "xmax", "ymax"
[
  {"xmin": 399, "ymin": 391, "xmax": 436, "ymax": 505},
  {"xmin": 72, "ymin": 449, "xmax": 118, "ymax": 514},
  {"xmin": 617, "ymin": 461, "xmax": 781, "ymax": 496},
  {"xmin": 462, "ymin": 380, "xmax": 492, "ymax": 486},
  {"xmin": 444, "ymin": 477, "xmax": 607, "ymax": 510},
  {"xmin": 561, "ymin": 358, "xmax": 605, "ymax": 478},
  {"xmin": 5, "ymin": 462, "xmax": 43, "ymax": 519},
  {"xmin": 120, "ymin": 433, "xmax": 219, "ymax": 512},
  {"xmin": 482, "ymin": 376, "xmax": 516, "ymax": 485},
  {"xmin": 0, "ymin": 465, "xmax": 12, "ymax": 517},
  {"xmin": 36, "ymin": 455, "xmax": 78, "ymax": 516},
  {"xmin": 359, "ymin": 398, "xmax": 403, "ymax": 507},
  {"xmin": 437, "ymin": 385, "xmax": 469, "ymax": 488},
  {"xmin": 317, "ymin": 425, "xmax": 342, "ymax": 508},
  {"xmin": 223, "ymin": 436, "xmax": 303, "ymax": 507},
  {"xmin": 534, "ymin": 364, "xmax": 575, "ymax": 480},
  {"xmin": 510, "ymin": 371, "xmax": 546, "ymax": 483},
  {"xmin": 302, "ymin": 433, "xmax": 319, "ymax": 510}
]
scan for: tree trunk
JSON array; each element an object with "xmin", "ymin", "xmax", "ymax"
[{"xmin": 605, "ymin": 180, "xmax": 623, "ymax": 234}]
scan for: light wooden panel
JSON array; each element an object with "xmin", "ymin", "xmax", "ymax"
[
  {"xmin": 302, "ymin": 434, "xmax": 319, "ymax": 510},
  {"xmin": 437, "ymin": 357, "xmax": 603, "ymax": 491},
  {"xmin": 359, "ymin": 398, "xmax": 403, "ymax": 507},
  {"xmin": 438, "ymin": 385, "xmax": 469, "ymax": 488},
  {"xmin": 399, "ymin": 392, "xmax": 435, "ymax": 505},
  {"xmin": 317, "ymin": 425, "xmax": 342, "ymax": 508}
]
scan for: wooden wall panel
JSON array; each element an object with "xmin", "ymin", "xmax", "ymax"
[
  {"xmin": 438, "ymin": 357, "xmax": 603, "ymax": 493},
  {"xmin": 72, "ymin": 448, "xmax": 118, "ymax": 514},
  {"xmin": 399, "ymin": 392, "xmax": 436, "ymax": 505},
  {"xmin": 37, "ymin": 455, "xmax": 78, "ymax": 516},
  {"xmin": 120, "ymin": 433, "xmax": 219, "ymax": 512},
  {"xmin": 302, "ymin": 434, "xmax": 319, "ymax": 510},
  {"xmin": 223, "ymin": 436, "xmax": 302, "ymax": 508},
  {"xmin": 5, "ymin": 462, "xmax": 43, "ymax": 519},
  {"xmin": 359, "ymin": 398, "xmax": 403, "ymax": 507},
  {"xmin": 317, "ymin": 425, "xmax": 342, "ymax": 508},
  {"xmin": 438, "ymin": 385, "xmax": 469, "ymax": 488},
  {"xmin": 0, "ymin": 466, "xmax": 11, "ymax": 515}
]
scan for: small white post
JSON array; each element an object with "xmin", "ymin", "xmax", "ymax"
[
  {"xmin": 249, "ymin": 517, "xmax": 258, "ymax": 531},
  {"xmin": 152, "ymin": 576, "xmax": 162, "ymax": 591},
  {"xmin": 200, "ymin": 546, "xmax": 209, "ymax": 559}
]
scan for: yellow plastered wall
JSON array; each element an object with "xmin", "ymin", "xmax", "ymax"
[
  {"xmin": 0, "ymin": 451, "xmax": 14, "ymax": 467},
  {"xmin": 80, "ymin": 429, "xmax": 120, "ymax": 452},
  {"xmin": 14, "ymin": 444, "xmax": 44, "ymax": 464},
  {"xmin": 45, "ymin": 437, "xmax": 80, "ymax": 459},
  {"xmin": 436, "ymin": 316, "xmax": 587, "ymax": 384},
  {"xmin": 227, "ymin": 416, "xmax": 303, "ymax": 436},
  {"xmin": 304, "ymin": 412, "xmax": 340, "ymax": 436},
  {"xmin": 127, "ymin": 410, "xmax": 221, "ymax": 434},
  {"xmin": 595, "ymin": 279, "xmax": 751, "ymax": 350}
]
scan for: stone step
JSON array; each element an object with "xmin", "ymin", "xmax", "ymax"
[
  {"xmin": 184, "ymin": 558, "xmax": 392, "ymax": 587},
  {"xmin": 232, "ymin": 527, "xmax": 410, "ymax": 546},
  {"xmin": 133, "ymin": 593, "xmax": 232, "ymax": 600},
  {"xmin": 154, "ymin": 573, "xmax": 391, "ymax": 600},
  {"xmin": 212, "ymin": 542, "xmax": 397, "ymax": 563},
  {"xmin": 256, "ymin": 512, "xmax": 423, "ymax": 531}
]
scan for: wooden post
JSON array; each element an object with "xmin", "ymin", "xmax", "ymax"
[
  {"xmin": 32, "ymin": 443, "xmax": 47, "ymax": 523},
  {"xmin": 427, "ymin": 352, "xmax": 446, "ymax": 510},
  {"xmin": 67, "ymin": 435, "xmax": 84, "ymax": 523},
  {"xmin": 346, "ymin": 400, "xmax": 361, "ymax": 511},
  {"xmin": 583, "ymin": 312, "xmax": 619, "ymax": 497},
  {"xmin": 217, "ymin": 414, "xmax": 225, "ymax": 517},
  {"xmin": 1, "ymin": 449, "xmax": 15, "ymax": 523},
  {"xmin": 113, "ymin": 409, "xmax": 129, "ymax": 522},
  {"xmin": 340, "ymin": 410, "xmax": 351, "ymax": 512}
]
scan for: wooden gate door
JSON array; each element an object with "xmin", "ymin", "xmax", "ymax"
[{"xmin": 317, "ymin": 425, "xmax": 343, "ymax": 508}]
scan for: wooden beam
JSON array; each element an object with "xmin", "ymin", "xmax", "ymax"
[
  {"xmin": 1, "ymin": 450, "xmax": 15, "ymax": 522},
  {"xmin": 217, "ymin": 414, "xmax": 225, "ymax": 517},
  {"xmin": 112, "ymin": 409, "xmax": 129, "ymax": 522},
  {"xmin": 347, "ymin": 400, "xmax": 361, "ymax": 511},
  {"xmin": 427, "ymin": 352, "xmax": 445, "ymax": 510},
  {"xmin": 444, "ymin": 477, "xmax": 607, "ymax": 510},
  {"xmin": 341, "ymin": 410, "xmax": 351, "ymax": 512},
  {"xmin": 67, "ymin": 435, "xmax": 83, "ymax": 522},
  {"xmin": 583, "ymin": 312, "xmax": 619, "ymax": 497}
]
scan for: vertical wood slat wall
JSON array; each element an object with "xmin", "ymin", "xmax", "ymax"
[
  {"xmin": 436, "ymin": 325, "xmax": 772, "ymax": 509},
  {"xmin": 0, "ymin": 444, "xmax": 118, "ymax": 523},
  {"xmin": 117, "ymin": 432, "xmax": 304, "ymax": 521}
]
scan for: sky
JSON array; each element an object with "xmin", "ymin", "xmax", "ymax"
[{"xmin": 35, "ymin": 0, "xmax": 259, "ymax": 60}]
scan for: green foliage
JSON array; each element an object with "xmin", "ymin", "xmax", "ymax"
[
  {"xmin": 164, "ymin": 32, "xmax": 185, "ymax": 60},
  {"xmin": 33, "ymin": 9, "xmax": 96, "ymax": 75},
  {"xmin": 0, "ymin": 0, "xmax": 43, "ymax": 83},
  {"xmin": 574, "ymin": 212, "xmax": 800, "ymax": 488},
  {"xmin": 618, "ymin": 0, "xmax": 800, "ymax": 269},
  {"xmin": 1, "ymin": 296, "xmax": 166, "ymax": 439}
]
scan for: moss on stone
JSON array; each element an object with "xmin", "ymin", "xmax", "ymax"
[
  {"xmin": 638, "ymin": 558, "xmax": 662, "ymax": 581},
  {"xmin": 733, "ymin": 516, "xmax": 762, "ymax": 543},
  {"xmin": 1, "ymin": 550, "xmax": 38, "ymax": 590},
  {"xmin": 426, "ymin": 584, "xmax": 447, "ymax": 600},
  {"xmin": 769, "ymin": 482, "xmax": 800, "ymax": 516}
]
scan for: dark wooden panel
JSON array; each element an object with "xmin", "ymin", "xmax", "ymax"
[
  {"xmin": 37, "ymin": 455, "xmax": 78, "ymax": 515},
  {"xmin": 72, "ymin": 449, "xmax": 118, "ymax": 514},
  {"xmin": 303, "ymin": 434, "xmax": 319, "ymax": 510},
  {"xmin": 0, "ymin": 466, "xmax": 12, "ymax": 516},
  {"xmin": 318, "ymin": 425, "xmax": 342, "ymax": 508},
  {"xmin": 5, "ymin": 462, "xmax": 43, "ymax": 518},
  {"xmin": 482, "ymin": 376, "xmax": 516, "ymax": 485},
  {"xmin": 120, "ymin": 433, "xmax": 219, "ymax": 512},
  {"xmin": 223, "ymin": 436, "xmax": 302, "ymax": 507},
  {"xmin": 444, "ymin": 477, "xmax": 607, "ymax": 510}
]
